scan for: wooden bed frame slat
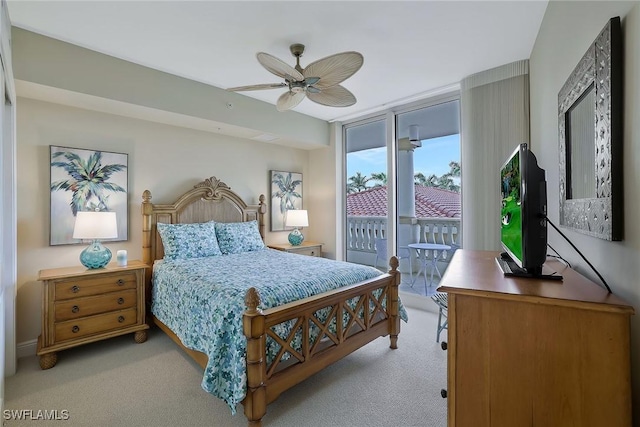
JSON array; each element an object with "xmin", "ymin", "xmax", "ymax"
[{"xmin": 142, "ymin": 176, "xmax": 400, "ymax": 426}]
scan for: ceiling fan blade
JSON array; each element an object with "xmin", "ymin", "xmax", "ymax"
[
  {"xmin": 303, "ymin": 52, "xmax": 363, "ymax": 89},
  {"xmin": 257, "ymin": 52, "xmax": 304, "ymax": 81},
  {"xmin": 306, "ymin": 85, "xmax": 356, "ymax": 107},
  {"xmin": 276, "ymin": 91, "xmax": 306, "ymax": 112},
  {"xmin": 227, "ymin": 83, "xmax": 287, "ymax": 92}
]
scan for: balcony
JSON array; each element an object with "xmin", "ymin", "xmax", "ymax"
[{"xmin": 346, "ymin": 215, "xmax": 461, "ymax": 297}]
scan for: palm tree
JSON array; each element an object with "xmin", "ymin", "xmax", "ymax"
[
  {"xmin": 414, "ymin": 161, "xmax": 461, "ymax": 192},
  {"xmin": 414, "ymin": 172, "xmax": 438, "ymax": 187},
  {"xmin": 370, "ymin": 172, "xmax": 387, "ymax": 187},
  {"xmin": 448, "ymin": 161, "xmax": 461, "ymax": 177},
  {"xmin": 50, "ymin": 150, "xmax": 127, "ymax": 215},
  {"xmin": 347, "ymin": 172, "xmax": 371, "ymax": 193},
  {"xmin": 437, "ymin": 174, "xmax": 460, "ymax": 192},
  {"xmin": 271, "ymin": 172, "xmax": 302, "ymax": 214}
]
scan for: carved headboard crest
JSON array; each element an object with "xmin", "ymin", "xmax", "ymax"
[{"xmin": 195, "ymin": 176, "xmax": 231, "ymax": 201}]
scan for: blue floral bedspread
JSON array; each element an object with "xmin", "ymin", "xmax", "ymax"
[{"xmin": 151, "ymin": 248, "xmax": 407, "ymax": 413}]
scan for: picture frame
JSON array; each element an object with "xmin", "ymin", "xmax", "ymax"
[
  {"xmin": 50, "ymin": 145, "xmax": 129, "ymax": 245},
  {"xmin": 558, "ymin": 17, "xmax": 622, "ymax": 241},
  {"xmin": 270, "ymin": 170, "xmax": 303, "ymax": 232}
]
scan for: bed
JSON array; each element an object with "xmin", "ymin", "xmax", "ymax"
[{"xmin": 141, "ymin": 176, "xmax": 403, "ymax": 426}]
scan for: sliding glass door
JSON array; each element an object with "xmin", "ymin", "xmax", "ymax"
[
  {"xmin": 395, "ymin": 101, "xmax": 461, "ymax": 297},
  {"xmin": 344, "ymin": 118, "xmax": 387, "ymax": 266},
  {"xmin": 343, "ymin": 96, "xmax": 461, "ymax": 299}
]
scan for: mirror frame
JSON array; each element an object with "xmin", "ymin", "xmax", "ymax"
[{"xmin": 558, "ymin": 17, "xmax": 623, "ymax": 241}]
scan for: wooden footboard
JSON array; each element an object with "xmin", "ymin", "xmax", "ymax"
[{"xmin": 243, "ymin": 256, "xmax": 401, "ymax": 426}]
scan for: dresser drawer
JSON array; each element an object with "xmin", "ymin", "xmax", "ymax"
[
  {"xmin": 55, "ymin": 308, "xmax": 138, "ymax": 342},
  {"xmin": 55, "ymin": 272, "xmax": 137, "ymax": 300},
  {"xmin": 289, "ymin": 246, "xmax": 321, "ymax": 257},
  {"xmin": 54, "ymin": 289, "xmax": 137, "ymax": 322}
]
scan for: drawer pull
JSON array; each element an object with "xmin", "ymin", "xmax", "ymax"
[
  {"xmin": 72, "ymin": 325, "xmax": 80, "ymax": 333},
  {"xmin": 441, "ymin": 389, "xmax": 447, "ymax": 399},
  {"xmin": 71, "ymin": 305, "xmax": 79, "ymax": 313},
  {"xmin": 117, "ymin": 279, "xmax": 125, "ymax": 286},
  {"xmin": 71, "ymin": 285, "xmax": 80, "ymax": 293},
  {"xmin": 441, "ymin": 341, "xmax": 448, "ymax": 351},
  {"xmin": 118, "ymin": 316, "xmax": 125, "ymax": 323},
  {"xmin": 117, "ymin": 298, "xmax": 125, "ymax": 305},
  {"xmin": 310, "ymin": 251, "xmax": 315, "ymax": 256}
]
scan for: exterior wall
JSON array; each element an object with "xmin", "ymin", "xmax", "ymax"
[{"xmin": 529, "ymin": 0, "xmax": 640, "ymax": 415}]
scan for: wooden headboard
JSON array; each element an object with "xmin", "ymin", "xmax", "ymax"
[{"xmin": 141, "ymin": 176, "xmax": 266, "ymax": 267}]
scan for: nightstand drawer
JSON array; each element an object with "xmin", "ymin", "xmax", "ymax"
[
  {"xmin": 55, "ymin": 272, "xmax": 137, "ymax": 300},
  {"xmin": 268, "ymin": 242, "xmax": 323, "ymax": 257},
  {"xmin": 54, "ymin": 289, "xmax": 137, "ymax": 322},
  {"xmin": 55, "ymin": 308, "xmax": 137, "ymax": 342},
  {"xmin": 289, "ymin": 247, "xmax": 321, "ymax": 257}
]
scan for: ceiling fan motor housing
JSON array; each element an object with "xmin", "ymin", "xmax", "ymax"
[{"xmin": 290, "ymin": 44, "xmax": 305, "ymax": 58}]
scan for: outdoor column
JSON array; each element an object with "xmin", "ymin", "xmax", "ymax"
[{"xmin": 397, "ymin": 137, "xmax": 420, "ymax": 273}]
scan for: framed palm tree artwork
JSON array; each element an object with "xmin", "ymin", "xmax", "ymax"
[
  {"xmin": 270, "ymin": 170, "xmax": 302, "ymax": 231},
  {"xmin": 49, "ymin": 146, "xmax": 128, "ymax": 245}
]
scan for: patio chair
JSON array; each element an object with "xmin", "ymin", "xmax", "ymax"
[{"xmin": 431, "ymin": 292, "xmax": 448, "ymax": 342}]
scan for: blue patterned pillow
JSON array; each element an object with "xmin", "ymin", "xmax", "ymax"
[
  {"xmin": 157, "ymin": 222, "xmax": 222, "ymax": 260},
  {"xmin": 215, "ymin": 220, "xmax": 265, "ymax": 254}
]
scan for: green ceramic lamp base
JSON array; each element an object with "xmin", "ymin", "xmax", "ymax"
[
  {"xmin": 288, "ymin": 228, "xmax": 304, "ymax": 246},
  {"xmin": 79, "ymin": 240, "xmax": 112, "ymax": 269}
]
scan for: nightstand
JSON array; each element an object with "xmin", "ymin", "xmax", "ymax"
[
  {"xmin": 37, "ymin": 260, "xmax": 149, "ymax": 369},
  {"xmin": 268, "ymin": 241, "xmax": 323, "ymax": 257}
]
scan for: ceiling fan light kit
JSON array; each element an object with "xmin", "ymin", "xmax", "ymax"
[{"xmin": 227, "ymin": 44, "xmax": 363, "ymax": 112}]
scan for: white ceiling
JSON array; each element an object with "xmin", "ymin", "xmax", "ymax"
[{"xmin": 7, "ymin": 1, "xmax": 548, "ymax": 122}]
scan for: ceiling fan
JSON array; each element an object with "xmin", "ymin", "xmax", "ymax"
[{"xmin": 227, "ymin": 43, "xmax": 363, "ymax": 112}]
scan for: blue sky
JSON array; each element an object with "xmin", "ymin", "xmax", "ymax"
[{"xmin": 347, "ymin": 134, "xmax": 460, "ymax": 179}]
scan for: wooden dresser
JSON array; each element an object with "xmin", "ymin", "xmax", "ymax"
[
  {"xmin": 268, "ymin": 241, "xmax": 323, "ymax": 257},
  {"xmin": 437, "ymin": 250, "xmax": 634, "ymax": 427},
  {"xmin": 37, "ymin": 260, "xmax": 149, "ymax": 369}
]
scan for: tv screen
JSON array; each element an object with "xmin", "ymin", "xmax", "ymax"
[
  {"xmin": 499, "ymin": 143, "xmax": 547, "ymax": 276},
  {"xmin": 500, "ymin": 147, "xmax": 522, "ymax": 262}
]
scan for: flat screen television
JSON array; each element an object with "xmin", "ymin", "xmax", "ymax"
[{"xmin": 499, "ymin": 143, "xmax": 553, "ymax": 278}]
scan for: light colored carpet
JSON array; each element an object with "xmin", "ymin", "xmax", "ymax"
[{"xmin": 5, "ymin": 307, "xmax": 447, "ymax": 427}]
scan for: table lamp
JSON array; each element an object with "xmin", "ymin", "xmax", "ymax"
[
  {"xmin": 73, "ymin": 211, "xmax": 118, "ymax": 269},
  {"xmin": 285, "ymin": 209, "xmax": 308, "ymax": 246}
]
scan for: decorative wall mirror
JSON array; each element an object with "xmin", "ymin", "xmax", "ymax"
[{"xmin": 558, "ymin": 16, "xmax": 623, "ymax": 241}]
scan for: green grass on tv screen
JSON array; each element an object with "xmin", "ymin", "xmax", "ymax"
[{"xmin": 501, "ymin": 195, "xmax": 522, "ymax": 261}]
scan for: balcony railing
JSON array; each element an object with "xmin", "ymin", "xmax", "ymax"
[
  {"xmin": 347, "ymin": 216, "xmax": 460, "ymax": 251},
  {"xmin": 346, "ymin": 215, "xmax": 461, "ymax": 268},
  {"xmin": 346, "ymin": 215, "xmax": 461, "ymax": 296}
]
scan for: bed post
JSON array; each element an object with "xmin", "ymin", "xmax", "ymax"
[
  {"xmin": 243, "ymin": 287, "xmax": 266, "ymax": 427},
  {"xmin": 141, "ymin": 190, "xmax": 153, "ymax": 316},
  {"xmin": 257, "ymin": 194, "xmax": 266, "ymax": 240},
  {"xmin": 388, "ymin": 256, "xmax": 400, "ymax": 349}
]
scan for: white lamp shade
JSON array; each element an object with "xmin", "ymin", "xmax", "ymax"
[
  {"xmin": 285, "ymin": 209, "xmax": 309, "ymax": 228},
  {"xmin": 73, "ymin": 211, "xmax": 118, "ymax": 240}
]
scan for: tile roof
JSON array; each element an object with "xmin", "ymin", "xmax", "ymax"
[{"xmin": 347, "ymin": 185, "xmax": 461, "ymax": 218}]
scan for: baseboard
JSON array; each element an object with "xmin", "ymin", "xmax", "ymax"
[{"xmin": 16, "ymin": 339, "xmax": 37, "ymax": 359}]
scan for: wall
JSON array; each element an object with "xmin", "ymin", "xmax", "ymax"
[
  {"xmin": 15, "ymin": 98, "xmax": 310, "ymax": 349},
  {"xmin": 529, "ymin": 0, "xmax": 640, "ymax": 415}
]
